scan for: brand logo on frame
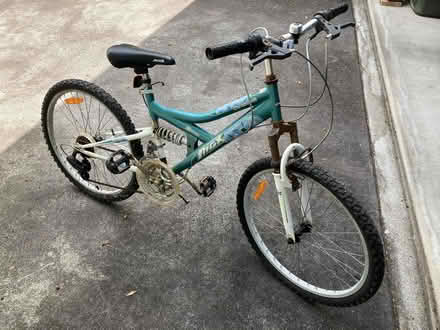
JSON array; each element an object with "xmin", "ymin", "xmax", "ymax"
[{"xmin": 198, "ymin": 135, "xmax": 225, "ymax": 160}]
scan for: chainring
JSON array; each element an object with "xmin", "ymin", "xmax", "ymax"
[{"xmin": 135, "ymin": 159, "xmax": 179, "ymax": 205}]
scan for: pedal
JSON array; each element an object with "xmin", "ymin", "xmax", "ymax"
[
  {"xmin": 67, "ymin": 151, "xmax": 91, "ymax": 180},
  {"xmin": 200, "ymin": 176, "xmax": 216, "ymax": 197},
  {"xmin": 105, "ymin": 150, "xmax": 131, "ymax": 174}
]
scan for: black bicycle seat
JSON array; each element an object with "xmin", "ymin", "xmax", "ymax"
[{"xmin": 107, "ymin": 44, "xmax": 175, "ymax": 73}]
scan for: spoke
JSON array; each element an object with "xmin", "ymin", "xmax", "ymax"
[
  {"xmin": 314, "ymin": 199, "xmax": 337, "ymax": 221},
  {"xmin": 97, "ymin": 102, "xmax": 103, "ymax": 134},
  {"xmin": 318, "ymin": 236, "xmax": 361, "ymax": 246},
  {"xmin": 72, "ymin": 91, "xmax": 87, "ymax": 131},
  {"xmin": 269, "ymin": 243, "xmax": 291, "ymax": 258},
  {"xmin": 252, "ymin": 187, "xmax": 284, "ymax": 216},
  {"xmin": 307, "ymin": 240, "xmax": 364, "ymax": 258},
  {"xmin": 59, "ymin": 103, "xmax": 80, "ymax": 135},
  {"xmin": 318, "ymin": 259, "xmax": 351, "ymax": 289},
  {"xmin": 317, "ymin": 204, "xmax": 347, "ymax": 224},
  {"xmin": 61, "ymin": 98, "xmax": 82, "ymax": 134},
  {"xmin": 97, "ymin": 103, "xmax": 108, "ymax": 133},
  {"xmin": 313, "ymin": 232, "xmax": 365, "ymax": 265},
  {"xmin": 304, "ymin": 240, "xmax": 360, "ymax": 284},
  {"xmin": 303, "ymin": 180, "xmax": 315, "ymax": 220},
  {"xmin": 253, "ymin": 217, "xmax": 285, "ymax": 236},
  {"xmin": 296, "ymin": 241, "xmax": 347, "ymax": 290},
  {"xmin": 253, "ymin": 205, "xmax": 284, "ymax": 226},
  {"xmin": 293, "ymin": 179, "xmax": 318, "ymax": 224},
  {"xmin": 277, "ymin": 244, "xmax": 296, "ymax": 269},
  {"xmin": 317, "ymin": 232, "xmax": 361, "ymax": 246},
  {"xmin": 100, "ymin": 115, "xmax": 117, "ymax": 132},
  {"xmin": 76, "ymin": 91, "xmax": 89, "ymax": 133},
  {"xmin": 84, "ymin": 92, "xmax": 92, "ymax": 134},
  {"xmin": 89, "ymin": 95, "xmax": 96, "ymax": 135},
  {"xmin": 296, "ymin": 182, "xmax": 306, "ymax": 217},
  {"xmin": 307, "ymin": 237, "xmax": 362, "ymax": 281}
]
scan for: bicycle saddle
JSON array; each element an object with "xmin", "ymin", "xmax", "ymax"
[{"xmin": 107, "ymin": 44, "xmax": 175, "ymax": 73}]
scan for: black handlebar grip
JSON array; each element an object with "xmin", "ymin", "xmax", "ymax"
[
  {"xmin": 205, "ymin": 34, "xmax": 265, "ymax": 60},
  {"xmin": 315, "ymin": 4, "xmax": 349, "ymax": 21}
]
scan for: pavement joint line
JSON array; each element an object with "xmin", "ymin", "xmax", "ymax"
[{"xmin": 352, "ymin": 0, "xmax": 430, "ymax": 328}]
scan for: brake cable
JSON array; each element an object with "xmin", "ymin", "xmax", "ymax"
[
  {"xmin": 239, "ymin": 27, "xmax": 270, "ymax": 130},
  {"xmin": 292, "ymin": 48, "xmax": 335, "ymax": 160},
  {"xmin": 281, "ymin": 38, "xmax": 329, "ymax": 114},
  {"xmin": 238, "ymin": 29, "xmax": 334, "ymax": 160}
]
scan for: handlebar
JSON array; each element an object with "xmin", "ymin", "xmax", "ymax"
[
  {"xmin": 314, "ymin": 4, "xmax": 349, "ymax": 21},
  {"xmin": 297, "ymin": 4, "xmax": 350, "ymax": 36},
  {"xmin": 205, "ymin": 3, "xmax": 350, "ymax": 61},
  {"xmin": 205, "ymin": 33, "xmax": 265, "ymax": 60}
]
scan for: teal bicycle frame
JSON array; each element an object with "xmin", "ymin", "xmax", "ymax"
[
  {"xmin": 143, "ymin": 81, "xmax": 282, "ymax": 175},
  {"xmin": 75, "ymin": 62, "xmax": 301, "ymax": 242}
]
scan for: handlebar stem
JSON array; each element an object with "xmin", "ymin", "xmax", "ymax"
[{"xmin": 264, "ymin": 59, "xmax": 274, "ymax": 77}]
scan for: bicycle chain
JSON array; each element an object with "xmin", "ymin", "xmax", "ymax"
[{"xmin": 85, "ymin": 178, "xmax": 144, "ymax": 194}]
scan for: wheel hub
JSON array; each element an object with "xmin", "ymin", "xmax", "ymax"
[
  {"xmin": 292, "ymin": 222, "xmax": 313, "ymax": 243},
  {"xmin": 75, "ymin": 134, "xmax": 95, "ymax": 153}
]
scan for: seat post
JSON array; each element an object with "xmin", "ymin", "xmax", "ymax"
[{"xmin": 143, "ymin": 70, "xmax": 152, "ymax": 88}]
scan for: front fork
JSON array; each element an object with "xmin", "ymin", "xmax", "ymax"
[{"xmin": 268, "ymin": 121, "xmax": 312, "ymax": 243}]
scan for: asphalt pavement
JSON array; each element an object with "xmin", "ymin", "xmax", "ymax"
[{"xmin": 0, "ymin": 0, "xmax": 394, "ymax": 328}]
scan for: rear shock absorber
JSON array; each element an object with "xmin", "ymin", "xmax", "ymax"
[{"xmin": 154, "ymin": 127, "xmax": 187, "ymax": 146}]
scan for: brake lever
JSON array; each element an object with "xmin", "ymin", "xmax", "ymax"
[
  {"xmin": 313, "ymin": 16, "xmax": 355, "ymax": 41},
  {"xmin": 249, "ymin": 36, "xmax": 294, "ymax": 70},
  {"xmin": 269, "ymin": 43, "xmax": 292, "ymax": 55},
  {"xmin": 340, "ymin": 22, "xmax": 355, "ymax": 29},
  {"xmin": 249, "ymin": 47, "xmax": 293, "ymax": 70},
  {"xmin": 317, "ymin": 16, "xmax": 341, "ymax": 40},
  {"xmin": 249, "ymin": 52, "xmax": 268, "ymax": 70}
]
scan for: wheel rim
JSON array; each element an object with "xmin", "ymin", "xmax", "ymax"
[
  {"xmin": 243, "ymin": 168, "xmax": 370, "ymax": 298},
  {"xmin": 46, "ymin": 89, "xmax": 134, "ymax": 195}
]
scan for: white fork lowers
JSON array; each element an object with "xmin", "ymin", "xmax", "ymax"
[{"xmin": 272, "ymin": 143, "xmax": 313, "ymax": 243}]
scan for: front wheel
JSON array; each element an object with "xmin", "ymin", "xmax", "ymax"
[{"xmin": 236, "ymin": 158, "xmax": 384, "ymax": 306}]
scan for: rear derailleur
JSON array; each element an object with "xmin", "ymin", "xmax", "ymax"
[{"xmin": 67, "ymin": 151, "xmax": 91, "ymax": 180}]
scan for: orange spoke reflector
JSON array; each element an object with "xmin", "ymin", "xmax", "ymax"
[
  {"xmin": 64, "ymin": 97, "xmax": 84, "ymax": 104},
  {"xmin": 254, "ymin": 179, "xmax": 268, "ymax": 200}
]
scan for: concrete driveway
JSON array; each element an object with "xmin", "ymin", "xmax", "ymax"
[{"xmin": 0, "ymin": 0, "xmax": 394, "ymax": 328}]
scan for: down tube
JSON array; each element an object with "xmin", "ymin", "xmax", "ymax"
[{"xmin": 172, "ymin": 102, "xmax": 274, "ymax": 174}]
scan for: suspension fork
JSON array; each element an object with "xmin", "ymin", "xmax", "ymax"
[{"xmin": 267, "ymin": 120, "xmax": 309, "ymax": 243}]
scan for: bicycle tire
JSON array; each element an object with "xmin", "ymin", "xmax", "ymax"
[
  {"xmin": 236, "ymin": 157, "xmax": 385, "ymax": 306},
  {"xmin": 41, "ymin": 79, "xmax": 144, "ymax": 202}
]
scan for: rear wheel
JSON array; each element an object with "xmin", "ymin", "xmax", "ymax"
[
  {"xmin": 237, "ymin": 158, "xmax": 384, "ymax": 306},
  {"xmin": 41, "ymin": 79, "xmax": 144, "ymax": 202}
]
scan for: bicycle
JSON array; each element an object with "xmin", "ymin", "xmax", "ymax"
[{"xmin": 41, "ymin": 4, "xmax": 384, "ymax": 306}]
